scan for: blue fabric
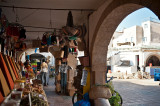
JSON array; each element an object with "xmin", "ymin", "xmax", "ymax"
[
  {"xmin": 74, "ymin": 93, "xmax": 91, "ymax": 106},
  {"xmin": 41, "ymin": 72, "xmax": 49, "ymax": 85},
  {"xmin": 35, "ymin": 48, "xmax": 38, "ymax": 53},
  {"xmin": 22, "ymin": 71, "xmax": 25, "ymax": 77},
  {"xmin": 83, "ymin": 93, "xmax": 90, "ymax": 101},
  {"xmin": 73, "ymin": 100, "xmax": 91, "ymax": 106},
  {"xmin": 47, "ymin": 36, "xmax": 51, "ymax": 45}
]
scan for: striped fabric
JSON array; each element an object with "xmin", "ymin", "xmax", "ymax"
[
  {"xmin": 7, "ymin": 56, "xmax": 19, "ymax": 79},
  {"xmin": 3, "ymin": 55, "xmax": 16, "ymax": 81},
  {"xmin": 0, "ymin": 53, "xmax": 14, "ymax": 90},
  {"xmin": 0, "ymin": 68, "xmax": 10, "ymax": 96},
  {"xmin": 11, "ymin": 57, "xmax": 20, "ymax": 78},
  {"xmin": 0, "ymin": 91, "xmax": 4, "ymax": 104}
]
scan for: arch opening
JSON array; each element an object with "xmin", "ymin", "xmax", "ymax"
[{"xmin": 90, "ymin": 1, "xmax": 160, "ymax": 84}]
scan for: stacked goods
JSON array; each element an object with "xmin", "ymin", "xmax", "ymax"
[
  {"xmin": 49, "ymin": 37, "xmax": 78, "ymax": 96},
  {"xmin": 66, "ymin": 53, "xmax": 77, "ymax": 96},
  {"xmin": 20, "ymin": 94, "xmax": 48, "ymax": 106},
  {"xmin": 21, "ymin": 80, "xmax": 48, "ymax": 106}
]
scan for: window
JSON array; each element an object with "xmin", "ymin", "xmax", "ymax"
[
  {"xmin": 144, "ymin": 24, "xmax": 148, "ymax": 29},
  {"xmin": 131, "ymin": 37, "xmax": 134, "ymax": 42},
  {"xmin": 142, "ymin": 37, "xmax": 147, "ymax": 42}
]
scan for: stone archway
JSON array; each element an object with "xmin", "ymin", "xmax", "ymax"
[
  {"xmin": 146, "ymin": 55, "xmax": 160, "ymax": 66},
  {"xmin": 90, "ymin": 0, "xmax": 160, "ymax": 84}
]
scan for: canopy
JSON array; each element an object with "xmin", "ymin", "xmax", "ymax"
[{"xmin": 30, "ymin": 53, "xmax": 45, "ymax": 60}]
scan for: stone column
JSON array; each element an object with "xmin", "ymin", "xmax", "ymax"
[
  {"xmin": 91, "ymin": 45, "xmax": 107, "ymax": 85},
  {"xmin": 94, "ymin": 71, "xmax": 106, "ymax": 84}
]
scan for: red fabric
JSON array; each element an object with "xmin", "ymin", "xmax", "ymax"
[
  {"xmin": 0, "ymin": 53, "xmax": 14, "ymax": 90},
  {"xmin": 0, "ymin": 91, "xmax": 4, "ymax": 104},
  {"xmin": 6, "ymin": 26, "xmax": 20, "ymax": 37},
  {"xmin": 7, "ymin": 56, "xmax": 19, "ymax": 79},
  {"xmin": 74, "ymin": 47, "xmax": 77, "ymax": 52}
]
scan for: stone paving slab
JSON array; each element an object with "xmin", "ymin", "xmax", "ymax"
[
  {"xmin": 44, "ymin": 78, "xmax": 160, "ymax": 106},
  {"xmin": 113, "ymin": 79, "xmax": 160, "ymax": 106},
  {"xmin": 43, "ymin": 78, "xmax": 73, "ymax": 106}
]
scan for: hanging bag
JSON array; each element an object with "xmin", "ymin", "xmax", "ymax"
[
  {"xmin": 32, "ymin": 36, "xmax": 42, "ymax": 48},
  {"xmin": 41, "ymin": 33, "xmax": 47, "ymax": 45}
]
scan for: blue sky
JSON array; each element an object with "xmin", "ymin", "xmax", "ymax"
[{"xmin": 116, "ymin": 8, "xmax": 159, "ymax": 31}]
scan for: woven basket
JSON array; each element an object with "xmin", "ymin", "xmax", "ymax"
[
  {"xmin": 39, "ymin": 46, "xmax": 49, "ymax": 52},
  {"xmin": 53, "ymin": 51, "xmax": 64, "ymax": 58},
  {"xmin": 89, "ymin": 86, "xmax": 112, "ymax": 99},
  {"xmin": 32, "ymin": 37, "xmax": 42, "ymax": 48}
]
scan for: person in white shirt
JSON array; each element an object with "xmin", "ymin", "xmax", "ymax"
[{"xmin": 41, "ymin": 59, "xmax": 49, "ymax": 86}]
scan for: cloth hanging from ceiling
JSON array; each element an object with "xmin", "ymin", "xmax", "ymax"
[
  {"xmin": 19, "ymin": 28, "xmax": 26, "ymax": 40},
  {"xmin": 6, "ymin": 26, "xmax": 20, "ymax": 37}
]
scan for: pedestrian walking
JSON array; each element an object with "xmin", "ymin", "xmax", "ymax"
[{"xmin": 41, "ymin": 59, "xmax": 49, "ymax": 86}]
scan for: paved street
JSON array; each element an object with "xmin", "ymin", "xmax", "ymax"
[
  {"xmin": 43, "ymin": 78, "xmax": 72, "ymax": 106},
  {"xmin": 44, "ymin": 78, "xmax": 160, "ymax": 106},
  {"xmin": 113, "ymin": 79, "xmax": 160, "ymax": 106}
]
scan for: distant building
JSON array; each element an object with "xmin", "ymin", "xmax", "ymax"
[{"xmin": 108, "ymin": 18, "xmax": 160, "ymax": 74}]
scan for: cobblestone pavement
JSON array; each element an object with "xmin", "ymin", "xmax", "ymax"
[
  {"xmin": 113, "ymin": 79, "xmax": 160, "ymax": 106},
  {"xmin": 43, "ymin": 78, "xmax": 72, "ymax": 106}
]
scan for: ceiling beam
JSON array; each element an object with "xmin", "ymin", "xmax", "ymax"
[
  {"xmin": 24, "ymin": 25, "xmax": 57, "ymax": 29},
  {"xmin": 0, "ymin": 5, "xmax": 96, "ymax": 11}
]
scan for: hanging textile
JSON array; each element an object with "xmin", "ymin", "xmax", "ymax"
[
  {"xmin": 41, "ymin": 34, "xmax": 47, "ymax": 45},
  {"xmin": 51, "ymin": 35, "xmax": 57, "ymax": 45},
  {"xmin": 11, "ymin": 57, "xmax": 20, "ymax": 78},
  {"xmin": 0, "ymin": 91, "xmax": 4, "ymax": 104},
  {"xmin": 3, "ymin": 55, "xmax": 16, "ymax": 81},
  {"xmin": 0, "ymin": 68, "xmax": 10, "ymax": 97},
  {"xmin": 47, "ymin": 35, "xmax": 51, "ymax": 45},
  {"xmin": 58, "ymin": 64, "xmax": 72, "ymax": 94},
  {"xmin": 62, "ymin": 45, "xmax": 69, "ymax": 58},
  {"xmin": 19, "ymin": 28, "xmax": 26, "ymax": 40},
  {"xmin": 0, "ymin": 53, "xmax": 14, "ymax": 90},
  {"xmin": 7, "ymin": 56, "xmax": 19, "ymax": 79},
  {"xmin": 6, "ymin": 26, "xmax": 20, "ymax": 37}
]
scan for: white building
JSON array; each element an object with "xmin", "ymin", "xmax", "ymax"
[{"xmin": 108, "ymin": 18, "xmax": 160, "ymax": 74}]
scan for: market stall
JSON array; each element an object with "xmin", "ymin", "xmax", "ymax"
[{"xmin": 0, "ymin": 10, "xmax": 49, "ymax": 105}]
